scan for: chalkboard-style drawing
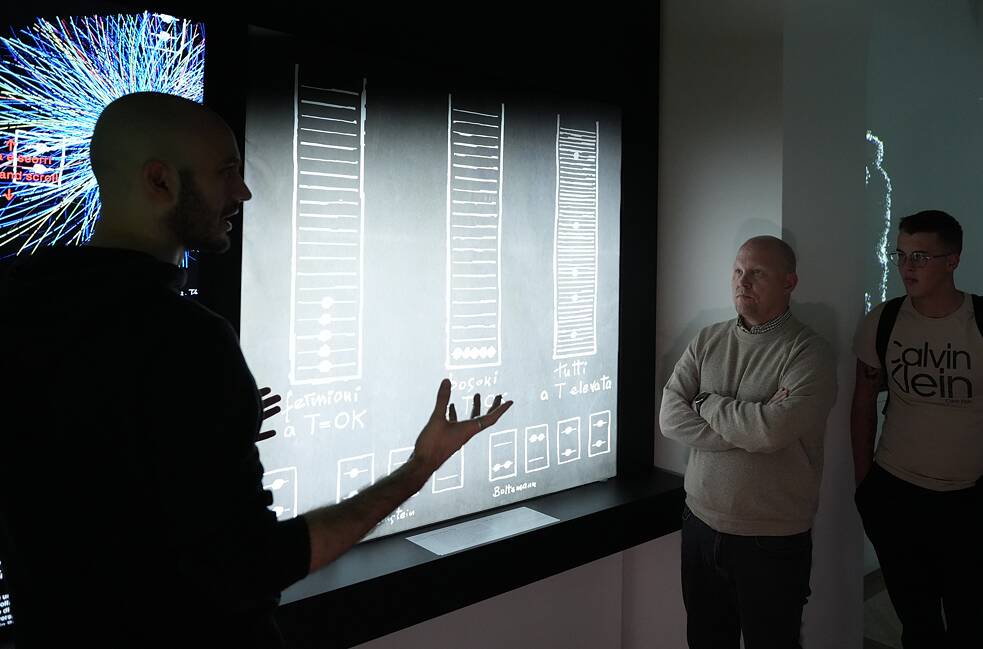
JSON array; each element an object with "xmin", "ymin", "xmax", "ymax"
[
  {"xmin": 445, "ymin": 96, "xmax": 505, "ymax": 370},
  {"xmin": 263, "ymin": 466, "xmax": 298, "ymax": 520},
  {"xmin": 388, "ymin": 446, "xmax": 414, "ymax": 474},
  {"xmin": 524, "ymin": 424, "xmax": 550, "ymax": 473},
  {"xmin": 588, "ymin": 410, "xmax": 612, "ymax": 457},
  {"xmin": 336, "ymin": 452, "xmax": 375, "ymax": 504},
  {"xmin": 389, "ymin": 446, "xmax": 423, "ymax": 498},
  {"xmin": 289, "ymin": 67, "xmax": 366, "ymax": 385},
  {"xmin": 388, "ymin": 446, "xmax": 420, "ymax": 499},
  {"xmin": 432, "ymin": 448, "xmax": 465, "ymax": 493},
  {"xmin": 556, "ymin": 416, "xmax": 582, "ymax": 465},
  {"xmin": 488, "ymin": 429, "xmax": 518, "ymax": 482},
  {"xmin": 553, "ymin": 118, "xmax": 600, "ymax": 360}
]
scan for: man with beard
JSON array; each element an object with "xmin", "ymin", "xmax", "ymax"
[{"xmin": 0, "ymin": 93, "xmax": 512, "ymax": 648}]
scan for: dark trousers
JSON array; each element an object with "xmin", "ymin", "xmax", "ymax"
[
  {"xmin": 856, "ymin": 463, "xmax": 983, "ymax": 649},
  {"xmin": 681, "ymin": 505, "xmax": 812, "ymax": 649}
]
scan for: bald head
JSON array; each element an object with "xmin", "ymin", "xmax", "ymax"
[
  {"xmin": 740, "ymin": 235, "xmax": 797, "ymax": 273},
  {"xmin": 732, "ymin": 236, "xmax": 798, "ymax": 326},
  {"xmin": 90, "ymin": 92, "xmax": 227, "ymax": 190},
  {"xmin": 87, "ymin": 92, "xmax": 251, "ymax": 263}
]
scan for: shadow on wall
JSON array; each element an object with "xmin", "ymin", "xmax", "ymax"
[{"xmin": 793, "ymin": 301, "xmax": 843, "ymax": 356}]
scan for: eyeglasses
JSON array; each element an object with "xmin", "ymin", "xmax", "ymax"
[{"xmin": 887, "ymin": 251, "xmax": 952, "ymax": 268}]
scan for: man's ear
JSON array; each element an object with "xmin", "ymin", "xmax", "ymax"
[
  {"xmin": 947, "ymin": 252, "xmax": 961, "ymax": 273},
  {"xmin": 786, "ymin": 271, "xmax": 799, "ymax": 293},
  {"xmin": 142, "ymin": 159, "xmax": 178, "ymax": 208}
]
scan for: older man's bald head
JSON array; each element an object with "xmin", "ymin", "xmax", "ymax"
[
  {"xmin": 731, "ymin": 235, "xmax": 798, "ymax": 326},
  {"xmin": 740, "ymin": 235, "xmax": 797, "ymax": 274}
]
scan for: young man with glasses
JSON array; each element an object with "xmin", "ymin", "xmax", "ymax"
[{"xmin": 852, "ymin": 210, "xmax": 983, "ymax": 649}]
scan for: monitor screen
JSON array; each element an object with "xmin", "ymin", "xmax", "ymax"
[
  {"xmin": 241, "ymin": 28, "xmax": 622, "ymax": 540},
  {"xmin": 0, "ymin": 11, "xmax": 205, "ymax": 273}
]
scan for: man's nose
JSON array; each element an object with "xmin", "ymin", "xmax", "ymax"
[{"xmin": 238, "ymin": 177, "xmax": 253, "ymax": 202}]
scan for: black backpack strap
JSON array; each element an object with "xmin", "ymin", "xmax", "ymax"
[
  {"xmin": 875, "ymin": 296, "xmax": 906, "ymax": 379},
  {"xmin": 973, "ymin": 294, "xmax": 983, "ymax": 340},
  {"xmin": 875, "ymin": 296, "xmax": 905, "ymax": 415}
]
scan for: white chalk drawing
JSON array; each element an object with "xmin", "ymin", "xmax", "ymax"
[
  {"xmin": 446, "ymin": 96, "xmax": 504, "ymax": 369},
  {"xmin": 387, "ymin": 446, "xmax": 414, "ymax": 474},
  {"xmin": 387, "ymin": 446, "xmax": 421, "ymax": 498},
  {"xmin": 588, "ymin": 410, "xmax": 611, "ymax": 457},
  {"xmin": 553, "ymin": 118, "xmax": 599, "ymax": 359},
  {"xmin": 432, "ymin": 448, "xmax": 465, "ymax": 493},
  {"xmin": 556, "ymin": 416, "xmax": 582, "ymax": 464},
  {"xmin": 263, "ymin": 466, "xmax": 298, "ymax": 520},
  {"xmin": 524, "ymin": 424, "xmax": 550, "ymax": 473},
  {"xmin": 290, "ymin": 68, "xmax": 366, "ymax": 384},
  {"xmin": 337, "ymin": 452, "xmax": 375, "ymax": 503},
  {"xmin": 489, "ymin": 428, "xmax": 518, "ymax": 482}
]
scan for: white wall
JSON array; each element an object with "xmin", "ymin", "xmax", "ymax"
[
  {"xmin": 655, "ymin": 1, "xmax": 868, "ymax": 648},
  {"xmin": 622, "ymin": 533, "xmax": 687, "ymax": 649},
  {"xmin": 354, "ymin": 532, "xmax": 686, "ymax": 649},
  {"xmin": 866, "ymin": 0, "xmax": 983, "ymax": 297},
  {"xmin": 782, "ymin": 2, "xmax": 868, "ymax": 647},
  {"xmin": 354, "ymin": 554, "xmax": 625, "ymax": 649},
  {"xmin": 655, "ymin": 0, "xmax": 785, "ymax": 474}
]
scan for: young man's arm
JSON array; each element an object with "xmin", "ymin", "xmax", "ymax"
[
  {"xmin": 850, "ymin": 359, "xmax": 882, "ymax": 485},
  {"xmin": 305, "ymin": 380, "xmax": 512, "ymax": 572}
]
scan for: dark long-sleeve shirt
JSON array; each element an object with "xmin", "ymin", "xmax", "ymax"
[{"xmin": 0, "ymin": 246, "xmax": 310, "ymax": 648}]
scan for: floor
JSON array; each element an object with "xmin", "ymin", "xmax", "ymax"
[
  {"xmin": 0, "ymin": 571, "xmax": 910, "ymax": 649},
  {"xmin": 863, "ymin": 569, "xmax": 902, "ymax": 649}
]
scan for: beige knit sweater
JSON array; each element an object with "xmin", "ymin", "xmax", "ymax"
[{"xmin": 659, "ymin": 315, "xmax": 837, "ymax": 535}]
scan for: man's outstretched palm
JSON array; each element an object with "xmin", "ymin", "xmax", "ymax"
[{"xmin": 413, "ymin": 379, "xmax": 513, "ymax": 472}]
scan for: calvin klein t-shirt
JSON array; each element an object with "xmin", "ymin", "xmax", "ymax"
[{"xmin": 855, "ymin": 294, "xmax": 983, "ymax": 491}]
